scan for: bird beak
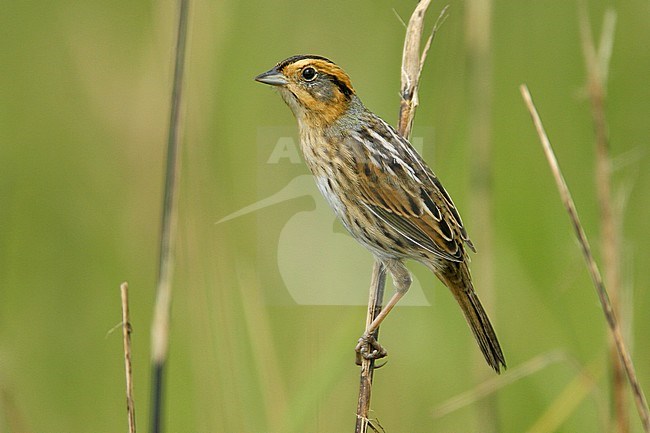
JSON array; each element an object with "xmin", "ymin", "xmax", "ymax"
[{"xmin": 254, "ymin": 67, "xmax": 288, "ymax": 86}]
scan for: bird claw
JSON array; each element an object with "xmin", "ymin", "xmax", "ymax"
[{"xmin": 355, "ymin": 333, "xmax": 388, "ymax": 365}]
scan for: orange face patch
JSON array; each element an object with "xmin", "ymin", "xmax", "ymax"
[
  {"xmin": 282, "ymin": 58, "xmax": 355, "ymax": 96},
  {"xmin": 279, "ymin": 58, "xmax": 356, "ymax": 128}
]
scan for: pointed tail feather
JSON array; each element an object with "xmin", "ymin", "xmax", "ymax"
[{"xmin": 435, "ymin": 262, "xmax": 506, "ymax": 373}]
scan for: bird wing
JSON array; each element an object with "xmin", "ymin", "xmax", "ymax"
[{"xmin": 348, "ymin": 118, "xmax": 474, "ymax": 262}]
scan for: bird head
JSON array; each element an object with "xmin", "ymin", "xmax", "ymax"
[{"xmin": 255, "ymin": 55, "xmax": 357, "ymax": 128}]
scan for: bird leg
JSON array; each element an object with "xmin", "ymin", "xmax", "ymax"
[{"xmin": 355, "ymin": 259, "xmax": 411, "ymax": 364}]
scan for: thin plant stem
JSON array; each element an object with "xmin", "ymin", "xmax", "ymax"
[
  {"xmin": 398, "ymin": 2, "xmax": 449, "ymax": 138},
  {"xmin": 578, "ymin": 7, "xmax": 627, "ymax": 433},
  {"xmin": 355, "ymin": 2, "xmax": 449, "ymax": 432},
  {"xmin": 355, "ymin": 262, "xmax": 387, "ymax": 433},
  {"xmin": 149, "ymin": 1, "xmax": 189, "ymax": 432},
  {"xmin": 520, "ymin": 84, "xmax": 650, "ymax": 433},
  {"xmin": 121, "ymin": 282, "xmax": 137, "ymax": 433}
]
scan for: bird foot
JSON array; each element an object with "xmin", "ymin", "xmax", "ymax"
[{"xmin": 355, "ymin": 333, "xmax": 388, "ymax": 365}]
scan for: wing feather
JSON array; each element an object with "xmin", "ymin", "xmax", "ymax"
[{"xmin": 348, "ymin": 119, "xmax": 473, "ymax": 261}]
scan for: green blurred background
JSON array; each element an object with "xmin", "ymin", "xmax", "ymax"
[{"xmin": 1, "ymin": 0, "xmax": 649, "ymax": 432}]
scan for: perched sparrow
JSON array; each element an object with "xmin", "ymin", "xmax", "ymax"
[{"xmin": 255, "ymin": 55, "xmax": 506, "ymax": 373}]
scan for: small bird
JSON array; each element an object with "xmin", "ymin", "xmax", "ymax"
[{"xmin": 255, "ymin": 55, "xmax": 506, "ymax": 373}]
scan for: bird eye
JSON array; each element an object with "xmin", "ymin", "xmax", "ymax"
[{"xmin": 301, "ymin": 67, "xmax": 317, "ymax": 81}]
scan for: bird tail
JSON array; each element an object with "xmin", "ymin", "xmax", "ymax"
[{"xmin": 434, "ymin": 261, "xmax": 506, "ymax": 373}]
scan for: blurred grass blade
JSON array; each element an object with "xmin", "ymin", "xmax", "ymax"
[
  {"xmin": 464, "ymin": 0, "xmax": 496, "ymax": 429},
  {"xmin": 150, "ymin": 1, "xmax": 190, "ymax": 433},
  {"xmin": 1, "ymin": 387, "xmax": 32, "ymax": 433},
  {"xmin": 432, "ymin": 351, "xmax": 565, "ymax": 418},
  {"xmin": 526, "ymin": 360, "xmax": 602, "ymax": 433},
  {"xmin": 578, "ymin": 6, "xmax": 628, "ymax": 433},
  {"xmin": 520, "ymin": 84, "xmax": 650, "ymax": 433}
]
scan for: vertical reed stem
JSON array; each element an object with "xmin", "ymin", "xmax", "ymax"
[
  {"xmin": 354, "ymin": 2, "xmax": 449, "ymax": 431},
  {"xmin": 149, "ymin": 1, "xmax": 189, "ymax": 432}
]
